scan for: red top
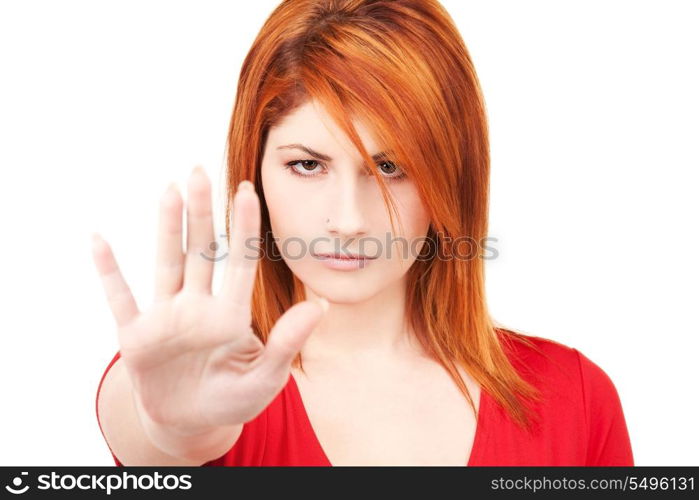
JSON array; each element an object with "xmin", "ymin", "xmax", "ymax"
[{"xmin": 96, "ymin": 334, "xmax": 634, "ymax": 466}]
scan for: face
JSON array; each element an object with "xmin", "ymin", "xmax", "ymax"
[{"xmin": 260, "ymin": 98, "xmax": 431, "ymax": 303}]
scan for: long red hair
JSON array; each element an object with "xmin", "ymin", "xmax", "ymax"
[{"xmin": 225, "ymin": 0, "xmax": 543, "ymax": 430}]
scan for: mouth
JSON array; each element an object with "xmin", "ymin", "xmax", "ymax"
[{"xmin": 312, "ymin": 252, "xmax": 376, "ymax": 260}]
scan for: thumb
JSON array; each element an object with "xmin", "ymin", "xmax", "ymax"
[{"xmin": 255, "ymin": 297, "xmax": 329, "ymax": 383}]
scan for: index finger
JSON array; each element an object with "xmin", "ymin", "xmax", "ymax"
[{"xmin": 219, "ymin": 180, "xmax": 261, "ymax": 311}]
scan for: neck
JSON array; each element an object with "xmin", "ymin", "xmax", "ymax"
[{"xmin": 301, "ymin": 277, "xmax": 424, "ymax": 363}]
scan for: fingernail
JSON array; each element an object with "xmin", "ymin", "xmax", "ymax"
[
  {"xmin": 317, "ymin": 297, "xmax": 329, "ymax": 313},
  {"xmin": 238, "ymin": 180, "xmax": 254, "ymax": 192}
]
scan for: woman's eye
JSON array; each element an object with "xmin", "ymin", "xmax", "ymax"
[
  {"xmin": 285, "ymin": 159, "xmax": 323, "ymax": 177},
  {"xmin": 377, "ymin": 160, "xmax": 406, "ymax": 180},
  {"xmin": 294, "ymin": 159, "xmax": 321, "ymax": 172}
]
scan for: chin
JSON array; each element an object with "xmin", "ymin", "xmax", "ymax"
[{"xmin": 300, "ymin": 278, "xmax": 376, "ymax": 302}]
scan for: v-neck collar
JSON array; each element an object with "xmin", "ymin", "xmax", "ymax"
[{"xmin": 288, "ymin": 372, "xmax": 489, "ymax": 466}]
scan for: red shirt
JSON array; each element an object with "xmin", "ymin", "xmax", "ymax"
[{"xmin": 96, "ymin": 335, "xmax": 634, "ymax": 466}]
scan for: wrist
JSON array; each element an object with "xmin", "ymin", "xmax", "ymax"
[{"xmin": 130, "ymin": 389, "xmax": 239, "ymax": 463}]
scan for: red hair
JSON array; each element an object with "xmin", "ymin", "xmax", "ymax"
[{"xmin": 225, "ymin": 0, "xmax": 542, "ymax": 430}]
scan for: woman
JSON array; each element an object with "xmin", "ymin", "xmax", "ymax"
[{"xmin": 93, "ymin": 0, "xmax": 633, "ymax": 466}]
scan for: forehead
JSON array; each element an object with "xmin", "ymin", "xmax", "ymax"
[{"xmin": 267, "ymin": 99, "xmax": 380, "ymax": 158}]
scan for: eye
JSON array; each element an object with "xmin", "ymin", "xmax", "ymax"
[
  {"xmin": 377, "ymin": 160, "xmax": 407, "ymax": 181},
  {"xmin": 285, "ymin": 159, "xmax": 324, "ymax": 177}
]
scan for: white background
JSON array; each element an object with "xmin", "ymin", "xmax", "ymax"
[{"xmin": 0, "ymin": 0, "xmax": 696, "ymax": 466}]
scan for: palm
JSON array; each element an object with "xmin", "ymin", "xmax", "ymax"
[{"xmin": 92, "ymin": 166, "xmax": 326, "ymax": 436}]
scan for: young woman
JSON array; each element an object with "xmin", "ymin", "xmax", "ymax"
[{"xmin": 93, "ymin": 0, "xmax": 633, "ymax": 466}]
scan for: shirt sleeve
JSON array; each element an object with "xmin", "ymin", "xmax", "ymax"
[
  {"xmin": 96, "ymin": 350, "xmax": 125, "ymax": 466},
  {"xmin": 574, "ymin": 348, "xmax": 634, "ymax": 466}
]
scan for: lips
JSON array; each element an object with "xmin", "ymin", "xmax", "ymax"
[{"xmin": 313, "ymin": 252, "xmax": 375, "ymax": 260}]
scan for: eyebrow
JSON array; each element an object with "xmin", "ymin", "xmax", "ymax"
[{"xmin": 276, "ymin": 143, "xmax": 390, "ymax": 162}]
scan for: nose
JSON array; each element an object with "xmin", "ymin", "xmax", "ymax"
[{"xmin": 325, "ymin": 174, "xmax": 369, "ymax": 237}]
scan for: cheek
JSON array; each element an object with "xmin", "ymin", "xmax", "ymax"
[
  {"xmin": 393, "ymin": 186, "xmax": 431, "ymax": 237},
  {"xmin": 384, "ymin": 187, "xmax": 431, "ymax": 263},
  {"xmin": 262, "ymin": 166, "xmax": 299, "ymax": 234},
  {"xmin": 262, "ymin": 170, "xmax": 318, "ymax": 243}
]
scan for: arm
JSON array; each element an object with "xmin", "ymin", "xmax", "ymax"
[{"xmin": 96, "ymin": 355, "xmax": 243, "ymax": 466}]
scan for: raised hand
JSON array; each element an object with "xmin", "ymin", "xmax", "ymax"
[{"xmin": 91, "ymin": 166, "xmax": 328, "ymax": 445}]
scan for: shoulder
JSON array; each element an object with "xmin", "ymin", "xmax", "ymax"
[
  {"xmin": 498, "ymin": 330, "xmax": 582, "ymax": 387},
  {"xmin": 497, "ymin": 329, "xmax": 634, "ymax": 465},
  {"xmin": 499, "ymin": 329, "xmax": 623, "ymax": 405}
]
